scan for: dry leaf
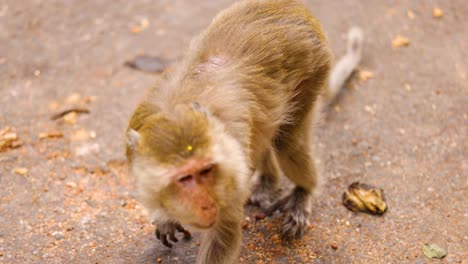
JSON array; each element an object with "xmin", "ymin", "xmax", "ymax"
[
  {"xmin": 342, "ymin": 182, "xmax": 387, "ymax": 215},
  {"xmin": 38, "ymin": 131, "xmax": 63, "ymax": 139},
  {"xmin": 125, "ymin": 55, "xmax": 171, "ymax": 73},
  {"xmin": 392, "ymin": 35, "xmax": 410, "ymax": 48},
  {"xmin": 13, "ymin": 168, "xmax": 28, "ymax": 176},
  {"xmin": 358, "ymin": 70, "xmax": 374, "ymax": 83},
  {"xmin": 423, "ymin": 243, "xmax": 446, "ymax": 259},
  {"xmin": 432, "ymin": 8, "xmax": 443, "ymax": 18},
  {"xmin": 0, "ymin": 127, "xmax": 22, "ymax": 151}
]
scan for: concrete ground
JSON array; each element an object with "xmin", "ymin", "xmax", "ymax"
[{"xmin": 0, "ymin": 0, "xmax": 466, "ymax": 263}]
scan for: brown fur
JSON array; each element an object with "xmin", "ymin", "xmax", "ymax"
[{"xmin": 126, "ymin": 1, "xmax": 363, "ymax": 263}]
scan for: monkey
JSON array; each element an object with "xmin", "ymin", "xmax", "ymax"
[{"xmin": 125, "ymin": 1, "xmax": 364, "ymax": 263}]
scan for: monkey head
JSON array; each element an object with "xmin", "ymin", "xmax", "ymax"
[{"xmin": 126, "ymin": 102, "xmax": 249, "ymax": 230}]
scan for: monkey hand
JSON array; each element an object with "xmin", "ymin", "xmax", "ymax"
[{"xmin": 155, "ymin": 220, "xmax": 192, "ymax": 248}]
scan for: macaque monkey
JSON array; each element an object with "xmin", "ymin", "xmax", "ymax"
[{"xmin": 126, "ymin": 0, "xmax": 363, "ymax": 263}]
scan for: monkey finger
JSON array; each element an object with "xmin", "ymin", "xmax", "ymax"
[
  {"xmin": 176, "ymin": 225, "xmax": 192, "ymax": 240},
  {"xmin": 182, "ymin": 230, "xmax": 192, "ymax": 240},
  {"xmin": 155, "ymin": 229, "xmax": 161, "ymax": 240},
  {"xmin": 161, "ymin": 235, "xmax": 173, "ymax": 248},
  {"xmin": 169, "ymin": 232, "xmax": 178, "ymax": 243}
]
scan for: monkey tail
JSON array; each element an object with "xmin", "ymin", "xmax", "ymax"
[{"xmin": 326, "ymin": 27, "xmax": 364, "ymax": 101}]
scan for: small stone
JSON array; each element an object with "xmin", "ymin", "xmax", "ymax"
[
  {"xmin": 156, "ymin": 258, "xmax": 162, "ymax": 263},
  {"xmin": 331, "ymin": 242, "xmax": 338, "ymax": 250}
]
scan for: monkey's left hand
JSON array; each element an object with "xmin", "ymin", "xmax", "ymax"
[{"xmin": 155, "ymin": 220, "xmax": 192, "ymax": 248}]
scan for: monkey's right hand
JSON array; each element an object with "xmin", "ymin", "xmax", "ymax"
[{"xmin": 155, "ymin": 221, "xmax": 192, "ymax": 248}]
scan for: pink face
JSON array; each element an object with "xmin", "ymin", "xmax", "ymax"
[{"xmin": 170, "ymin": 159, "xmax": 218, "ymax": 229}]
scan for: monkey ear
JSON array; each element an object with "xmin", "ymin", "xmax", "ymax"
[{"xmin": 126, "ymin": 129, "xmax": 141, "ymax": 150}]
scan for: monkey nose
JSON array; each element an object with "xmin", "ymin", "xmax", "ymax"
[
  {"xmin": 201, "ymin": 203, "xmax": 217, "ymax": 213},
  {"xmin": 200, "ymin": 203, "xmax": 217, "ymax": 224}
]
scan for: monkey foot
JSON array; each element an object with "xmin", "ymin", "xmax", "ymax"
[
  {"xmin": 249, "ymin": 188, "xmax": 275, "ymax": 210},
  {"xmin": 155, "ymin": 221, "xmax": 192, "ymax": 248},
  {"xmin": 248, "ymin": 180, "xmax": 281, "ymax": 210},
  {"xmin": 262, "ymin": 187, "xmax": 311, "ymax": 240}
]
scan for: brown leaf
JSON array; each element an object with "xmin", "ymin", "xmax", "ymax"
[
  {"xmin": 342, "ymin": 182, "xmax": 387, "ymax": 215},
  {"xmin": 125, "ymin": 55, "xmax": 171, "ymax": 74},
  {"xmin": 50, "ymin": 108, "xmax": 90, "ymax": 121},
  {"xmin": 0, "ymin": 127, "xmax": 22, "ymax": 151}
]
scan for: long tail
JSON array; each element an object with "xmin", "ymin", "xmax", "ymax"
[{"xmin": 325, "ymin": 27, "xmax": 364, "ymax": 101}]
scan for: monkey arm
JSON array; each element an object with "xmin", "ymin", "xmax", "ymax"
[{"xmin": 197, "ymin": 213, "xmax": 243, "ymax": 264}]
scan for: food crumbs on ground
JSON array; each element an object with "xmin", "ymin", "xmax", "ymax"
[
  {"xmin": 0, "ymin": 127, "xmax": 23, "ymax": 151},
  {"xmin": 71, "ymin": 129, "xmax": 91, "ymax": 141},
  {"xmin": 66, "ymin": 93, "xmax": 82, "ymax": 105},
  {"xmin": 392, "ymin": 35, "xmax": 410, "ymax": 48},
  {"xmin": 48, "ymin": 101, "xmax": 61, "ymax": 110},
  {"xmin": 13, "ymin": 168, "xmax": 28, "ymax": 176},
  {"xmin": 358, "ymin": 70, "xmax": 374, "ymax": 83},
  {"xmin": 432, "ymin": 8, "xmax": 443, "ymax": 18},
  {"xmin": 63, "ymin": 112, "xmax": 78, "ymax": 125},
  {"xmin": 39, "ymin": 131, "xmax": 64, "ymax": 139}
]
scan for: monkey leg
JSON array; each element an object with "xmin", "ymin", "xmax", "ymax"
[
  {"xmin": 249, "ymin": 149, "xmax": 281, "ymax": 210},
  {"xmin": 268, "ymin": 86, "xmax": 320, "ymax": 239},
  {"xmin": 271, "ymin": 127, "xmax": 317, "ymax": 239}
]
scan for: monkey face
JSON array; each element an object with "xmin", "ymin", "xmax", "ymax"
[
  {"xmin": 164, "ymin": 159, "xmax": 219, "ymax": 229},
  {"xmin": 127, "ymin": 103, "xmax": 251, "ymax": 228}
]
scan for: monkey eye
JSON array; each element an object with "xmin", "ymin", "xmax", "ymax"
[
  {"xmin": 200, "ymin": 165, "xmax": 213, "ymax": 177},
  {"xmin": 178, "ymin": 175, "xmax": 194, "ymax": 183}
]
